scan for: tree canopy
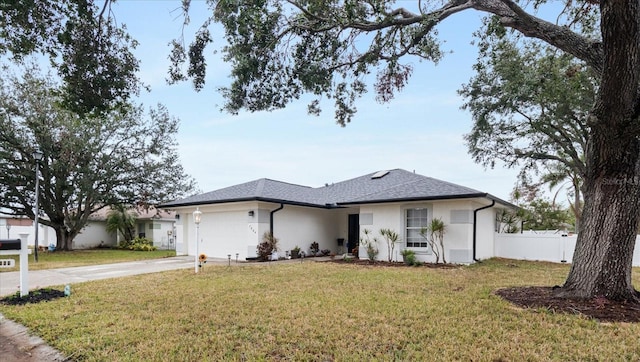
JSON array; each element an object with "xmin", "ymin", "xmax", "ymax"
[
  {"xmin": 459, "ymin": 24, "xmax": 594, "ymax": 229},
  {"xmin": 170, "ymin": 1, "xmax": 604, "ymax": 125},
  {"xmin": 0, "ymin": 66, "xmax": 196, "ymax": 250},
  {"xmin": 0, "ymin": 0, "xmax": 140, "ymax": 115}
]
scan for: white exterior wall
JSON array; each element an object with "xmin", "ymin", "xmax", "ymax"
[
  {"xmin": 142, "ymin": 220, "xmax": 176, "ymax": 250},
  {"xmin": 176, "ymin": 202, "xmax": 261, "ymax": 260},
  {"xmin": 359, "ymin": 203, "xmax": 403, "ymax": 262},
  {"xmin": 335, "ymin": 208, "xmax": 358, "ymax": 243},
  {"xmin": 474, "ymin": 203, "xmax": 497, "ymax": 261},
  {"xmin": 247, "ymin": 203, "xmax": 276, "ymax": 258},
  {"xmin": 173, "ymin": 201, "xmax": 348, "ymax": 260},
  {"xmin": 272, "ymin": 205, "xmax": 341, "ymax": 255},
  {"xmin": 174, "ymin": 218, "xmax": 189, "ymax": 255},
  {"xmin": 1, "ymin": 223, "xmax": 56, "ymax": 249},
  {"xmin": 357, "ymin": 199, "xmax": 501, "ymax": 264},
  {"xmin": 73, "ymin": 221, "xmax": 117, "ymax": 249},
  {"xmin": 433, "ymin": 201, "xmax": 473, "ymax": 264},
  {"xmin": 74, "ymin": 220, "xmax": 175, "ymax": 250},
  {"xmin": 180, "ymin": 210, "xmax": 193, "ymax": 257},
  {"xmin": 196, "ymin": 202, "xmax": 257, "ymax": 260}
]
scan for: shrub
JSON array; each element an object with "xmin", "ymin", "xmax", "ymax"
[
  {"xmin": 257, "ymin": 232, "xmax": 279, "ymax": 261},
  {"xmin": 119, "ymin": 237, "xmax": 156, "ymax": 251},
  {"xmin": 401, "ymin": 249, "xmax": 417, "ymax": 266},
  {"xmin": 309, "ymin": 241, "xmax": 319, "ymax": 255},
  {"xmin": 359, "ymin": 229, "xmax": 378, "ymax": 261}
]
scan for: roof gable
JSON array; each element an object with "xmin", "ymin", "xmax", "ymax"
[{"xmin": 163, "ymin": 178, "xmax": 323, "ymax": 207}]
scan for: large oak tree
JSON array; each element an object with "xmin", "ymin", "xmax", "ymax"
[
  {"xmin": 172, "ymin": 0, "xmax": 639, "ymax": 301},
  {"xmin": 0, "ymin": 67, "xmax": 196, "ymax": 250},
  {"xmin": 1, "ymin": 1, "xmax": 195, "ymax": 250}
]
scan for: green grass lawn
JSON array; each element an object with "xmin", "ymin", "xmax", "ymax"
[
  {"xmin": 1, "ymin": 259, "xmax": 639, "ymax": 361},
  {"xmin": 0, "ymin": 249, "xmax": 176, "ymax": 272}
]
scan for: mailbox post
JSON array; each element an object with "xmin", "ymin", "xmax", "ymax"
[
  {"xmin": 19, "ymin": 233, "xmax": 28, "ymax": 296},
  {"xmin": 0, "ymin": 233, "xmax": 30, "ymax": 296}
]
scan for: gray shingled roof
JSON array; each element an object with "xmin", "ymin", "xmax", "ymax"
[
  {"xmin": 161, "ymin": 178, "xmax": 323, "ymax": 208},
  {"xmin": 161, "ymin": 169, "xmax": 512, "ymax": 208}
]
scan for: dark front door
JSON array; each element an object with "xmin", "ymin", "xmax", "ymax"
[{"xmin": 347, "ymin": 214, "xmax": 359, "ymax": 254}]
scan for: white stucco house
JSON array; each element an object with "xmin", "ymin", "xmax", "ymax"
[
  {"xmin": 160, "ymin": 169, "xmax": 515, "ymax": 263},
  {"xmin": 73, "ymin": 207, "xmax": 177, "ymax": 250}
]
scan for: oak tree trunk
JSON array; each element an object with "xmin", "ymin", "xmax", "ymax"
[
  {"xmin": 559, "ymin": 128, "xmax": 640, "ymax": 300},
  {"xmin": 557, "ymin": 1, "xmax": 640, "ymax": 301},
  {"xmin": 54, "ymin": 227, "xmax": 74, "ymax": 251}
]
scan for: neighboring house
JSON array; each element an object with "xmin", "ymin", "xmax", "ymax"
[
  {"xmin": 0, "ymin": 211, "xmax": 56, "ymax": 248},
  {"xmin": 133, "ymin": 207, "xmax": 178, "ymax": 250},
  {"xmin": 161, "ymin": 169, "xmax": 515, "ymax": 263},
  {"xmin": 74, "ymin": 207, "xmax": 177, "ymax": 250}
]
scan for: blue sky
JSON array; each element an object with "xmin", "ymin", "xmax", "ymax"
[{"xmin": 111, "ymin": 1, "xmax": 520, "ymax": 200}]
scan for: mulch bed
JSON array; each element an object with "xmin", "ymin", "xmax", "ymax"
[
  {"xmin": 496, "ymin": 286, "xmax": 640, "ymax": 323},
  {"xmin": 327, "ymin": 258, "xmax": 459, "ymax": 268},
  {"xmin": 0, "ymin": 289, "xmax": 66, "ymax": 306}
]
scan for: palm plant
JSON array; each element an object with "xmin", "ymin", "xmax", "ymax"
[
  {"xmin": 379, "ymin": 228, "xmax": 400, "ymax": 262},
  {"xmin": 106, "ymin": 204, "xmax": 137, "ymax": 243},
  {"xmin": 419, "ymin": 218, "xmax": 447, "ymax": 264},
  {"xmin": 541, "ymin": 162, "xmax": 582, "ymax": 233},
  {"xmin": 429, "ymin": 218, "xmax": 447, "ymax": 264}
]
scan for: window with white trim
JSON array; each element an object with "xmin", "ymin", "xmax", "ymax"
[{"xmin": 406, "ymin": 208, "xmax": 429, "ymax": 248}]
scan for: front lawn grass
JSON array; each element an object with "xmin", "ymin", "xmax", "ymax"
[
  {"xmin": 1, "ymin": 258, "xmax": 639, "ymax": 361},
  {"xmin": 0, "ymin": 249, "xmax": 176, "ymax": 272}
]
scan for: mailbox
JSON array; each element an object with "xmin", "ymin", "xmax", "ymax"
[{"xmin": 0, "ymin": 239, "xmax": 21, "ymax": 250}]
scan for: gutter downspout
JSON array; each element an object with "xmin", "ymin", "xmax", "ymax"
[
  {"xmin": 473, "ymin": 199, "xmax": 495, "ymax": 263},
  {"xmin": 270, "ymin": 203, "xmax": 284, "ymax": 235}
]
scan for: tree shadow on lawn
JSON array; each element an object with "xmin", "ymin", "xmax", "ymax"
[{"xmin": 329, "ymin": 259, "xmax": 640, "ymax": 323}]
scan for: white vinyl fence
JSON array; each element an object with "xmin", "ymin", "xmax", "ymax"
[{"xmin": 495, "ymin": 231, "xmax": 640, "ymax": 267}]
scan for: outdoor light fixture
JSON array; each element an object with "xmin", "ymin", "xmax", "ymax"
[
  {"xmin": 32, "ymin": 149, "xmax": 43, "ymax": 262},
  {"xmin": 193, "ymin": 207, "xmax": 202, "ymax": 273},
  {"xmin": 248, "ymin": 210, "xmax": 254, "ymax": 217}
]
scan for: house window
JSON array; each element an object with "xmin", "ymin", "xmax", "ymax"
[{"xmin": 406, "ymin": 208, "xmax": 429, "ymax": 248}]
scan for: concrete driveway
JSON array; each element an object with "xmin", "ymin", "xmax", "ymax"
[{"xmin": 0, "ymin": 256, "xmax": 198, "ymax": 297}]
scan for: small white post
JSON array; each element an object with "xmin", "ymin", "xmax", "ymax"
[
  {"xmin": 193, "ymin": 208, "xmax": 202, "ymax": 274},
  {"xmin": 18, "ymin": 233, "xmax": 29, "ymax": 296}
]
